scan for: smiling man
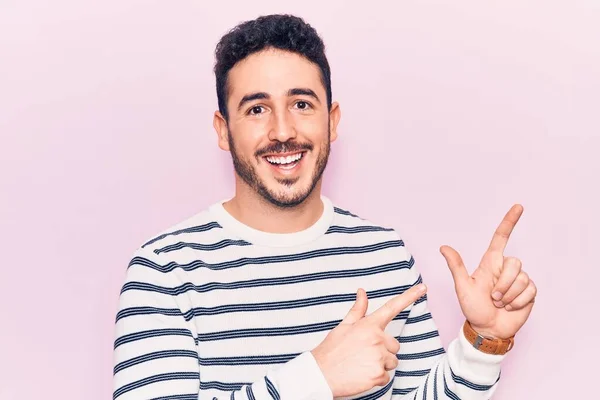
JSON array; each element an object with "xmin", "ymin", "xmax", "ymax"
[{"xmin": 113, "ymin": 14, "xmax": 536, "ymax": 400}]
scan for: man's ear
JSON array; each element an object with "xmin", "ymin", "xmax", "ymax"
[
  {"xmin": 329, "ymin": 101, "xmax": 341, "ymax": 143},
  {"xmin": 213, "ymin": 111, "xmax": 230, "ymax": 151}
]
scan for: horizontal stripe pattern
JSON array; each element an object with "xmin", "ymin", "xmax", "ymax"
[
  {"xmin": 141, "ymin": 221, "xmax": 222, "ymax": 248},
  {"xmin": 198, "ymin": 310, "xmax": 411, "ymax": 342},
  {"xmin": 357, "ymin": 379, "xmax": 393, "ymax": 400},
  {"xmin": 130, "ymin": 240, "xmax": 405, "ymax": 273},
  {"xmin": 115, "ymin": 306, "xmax": 182, "ymax": 322},
  {"xmin": 325, "ymin": 225, "xmax": 396, "ymax": 235},
  {"xmin": 200, "ymin": 381, "xmax": 245, "ymax": 391},
  {"xmin": 154, "ymin": 239, "xmax": 252, "ymax": 255},
  {"xmin": 114, "ymin": 372, "xmax": 199, "ymax": 399},
  {"xmin": 150, "ymin": 394, "xmax": 199, "ymax": 400},
  {"xmin": 184, "ymin": 283, "xmax": 420, "ymax": 318},
  {"xmin": 450, "ymin": 367, "xmax": 499, "ymax": 391},
  {"xmin": 199, "ymin": 353, "xmax": 299, "ymax": 366},
  {"xmin": 397, "ymin": 330, "xmax": 440, "ymax": 343},
  {"xmin": 114, "ymin": 349, "xmax": 197, "ymax": 374},
  {"xmin": 397, "ymin": 348, "xmax": 446, "ymax": 360},
  {"xmin": 396, "ymin": 369, "xmax": 431, "ymax": 378},
  {"xmin": 114, "ymin": 328, "xmax": 192, "ymax": 349},
  {"xmin": 114, "ymin": 201, "xmax": 501, "ymax": 400},
  {"xmin": 121, "ymin": 259, "xmax": 414, "ymax": 296},
  {"xmin": 393, "ymin": 387, "xmax": 418, "ymax": 396},
  {"xmin": 333, "ymin": 206, "xmax": 360, "ymax": 218}
]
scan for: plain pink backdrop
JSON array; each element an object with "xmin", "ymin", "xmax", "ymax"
[{"xmin": 1, "ymin": 1, "xmax": 598, "ymax": 399}]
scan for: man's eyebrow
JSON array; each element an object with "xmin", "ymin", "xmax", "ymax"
[
  {"xmin": 238, "ymin": 92, "xmax": 270, "ymax": 111},
  {"xmin": 288, "ymin": 88, "xmax": 321, "ymax": 103}
]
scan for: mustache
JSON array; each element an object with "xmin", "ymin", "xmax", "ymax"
[{"xmin": 255, "ymin": 141, "xmax": 313, "ymax": 157}]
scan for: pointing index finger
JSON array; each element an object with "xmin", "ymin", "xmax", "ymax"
[
  {"xmin": 488, "ymin": 204, "xmax": 524, "ymax": 253},
  {"xmin": 369, "ymin": 284, "xmax": 427, "ymax": 329}
]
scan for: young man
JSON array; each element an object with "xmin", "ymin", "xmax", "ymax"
[{"xmin": 113, "ymin": 14, "xmax": 536, "ymax": 400}]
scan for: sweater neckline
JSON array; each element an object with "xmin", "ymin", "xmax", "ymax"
[{"xmin": 208, "ymin": 196, "xmax": 334, "ymax": 247}]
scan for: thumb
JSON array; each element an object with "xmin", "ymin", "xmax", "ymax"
[
  {"xmin": 440, "ymin": 245, "xmax": 470, "ymax": 288},
  {"xmin": 341, "ymin": 288, "xmax": 368, "ymax": 324}
]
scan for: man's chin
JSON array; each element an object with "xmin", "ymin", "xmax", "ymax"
[{"xmin": 259, "ymin": 185, "xmax": 314, "ymax": 209}]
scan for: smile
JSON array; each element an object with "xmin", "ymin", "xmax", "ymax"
[{"xmin": 264, "ymin": 151, "xmax": 305, "ymax": 171}]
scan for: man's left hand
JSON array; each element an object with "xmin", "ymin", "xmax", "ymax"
[{"xmin": 440, "ymin": 204, "xmax": 537, "ymax": 340}]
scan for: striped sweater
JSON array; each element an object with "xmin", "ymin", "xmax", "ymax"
[{"xmin": 113, "ymin": 196, "xmax": 505, "ymax": 400}]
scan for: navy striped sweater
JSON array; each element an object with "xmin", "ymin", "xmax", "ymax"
[{"xmin": 113, "ymin": 196, "xmax": 505, "ymax": 400}]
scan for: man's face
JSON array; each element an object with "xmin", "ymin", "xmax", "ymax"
[{"xmin": 215, "ymin": 48, "xmax": 339, "ymax": 208}]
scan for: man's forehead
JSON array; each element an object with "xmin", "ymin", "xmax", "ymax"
[{"xmin": 226, "ymin": 49, "xmax": 325, "ymax": 99}]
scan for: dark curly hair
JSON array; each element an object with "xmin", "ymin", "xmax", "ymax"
[{"xmin": 214, "ymin": 14, "xmax": 332, "ymax": 121}]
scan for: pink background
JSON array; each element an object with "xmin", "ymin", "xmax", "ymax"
[{"xmin": 1, "ymin": 1, "xmax": 598, "ymax": 399}]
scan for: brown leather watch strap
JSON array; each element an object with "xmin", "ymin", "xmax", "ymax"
[{"xmin": 463, "ymin": 321, "xmax": 514, "ymax": 355}]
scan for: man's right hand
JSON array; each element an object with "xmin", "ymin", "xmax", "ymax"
[{"xmin": 311, "ymin": 283, "xmax": 427, "ymax": 398}]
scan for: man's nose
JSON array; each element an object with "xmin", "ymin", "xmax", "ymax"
[{"xmin": 268, "ymin": 109, "xmax": 297, "ymax": 142}]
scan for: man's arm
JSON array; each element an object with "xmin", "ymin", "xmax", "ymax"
[
  {"xmin": 393, "ymin": 204, "xmax": 537, "ymax": 398},
  {"xmin": 391, "ymin": 258, "xmax": 505, "ymax": 399},
  {"xmin": 112, "ymin": 247, "xmax": 332, "ymax": 400}
]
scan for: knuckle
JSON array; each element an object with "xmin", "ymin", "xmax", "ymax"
[
  {"xmin": 506, "ymin": 257, "xmax": 521, "ymax": 270},
  {"xmin": 380, "ymin": 372, "xmax": 391, "ymax": 385},
  {"xmin": 515, "ymin": 258, "xmax": 523, "ymax": 269},
  {"xmin": 518, "ymin": 271, "xmax": 530, "ymax": 285},
  {"xmin": 529, "ymin": 281, "xmax": 538, "ymax": 296},
  {"xmin": 502, "ymin": 294, "xmax": 515, "ymax": 303},
  {"xmin": 371, "ymin": 367, "xmax": 385, "ymax": 381}
]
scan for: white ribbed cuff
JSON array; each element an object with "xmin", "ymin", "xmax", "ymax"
[
  {"xmin": 447, "ymin": 327, "xmax": 506, "ymax": 385},
  {"xmin": 271, "ymin": 351, "xmax": 333, "ymax": 400}
]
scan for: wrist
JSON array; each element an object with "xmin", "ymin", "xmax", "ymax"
[
  {"xmin": 468, "ymin": 324, "xmax": 499, "ymax": 340},
  {"xmin": 463, "ymin": 321, "xmax": 514, "ymax": 355},
  {"xmin": 279, "ymin": 351, "xmax": 332, "ymax": 400},
  {"xmin": 310, "ymin": 349, "xmax": 336, "ymax": 396}
]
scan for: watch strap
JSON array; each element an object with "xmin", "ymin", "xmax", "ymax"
[{"xmin": 463, "ymin": 320, "xmax": 514, "ymax": 355}]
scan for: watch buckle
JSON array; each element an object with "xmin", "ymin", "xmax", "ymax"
[{"xmin": 473, "ymin": 334, "xmax": 485, "ymax": 349}]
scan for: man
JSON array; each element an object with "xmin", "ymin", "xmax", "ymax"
[{"xmin": 113, "ymin": 14, "xmax": 536, "ymax": 400}]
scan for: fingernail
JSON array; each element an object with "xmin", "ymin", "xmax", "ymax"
[
  {"xmin": 493, "ymin": 300, "xmax": 504, "ymax": 308},
  {"xmin": 505, "ymin": 304, "xmax": 513, "ymax": 311},
  {"xmin": 416, "ymin": 284, "xmax": 426, "ymax": 293},
  {"xmin": 492, "ymin": 291, "xmax": 503, "ymax": 301}
]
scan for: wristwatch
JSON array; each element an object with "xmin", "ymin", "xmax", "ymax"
[{"xmin": 463, "ymin": 320, "xmax": 514, "ymax": 355}]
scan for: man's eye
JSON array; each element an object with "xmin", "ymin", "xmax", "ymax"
[
  {"xmin": 248, "ymin": 106, "xmax": 264, "ymax": 115},
  {"xmin": 295, "ymin": 101, "xmax": 311, "ymax": 110}
]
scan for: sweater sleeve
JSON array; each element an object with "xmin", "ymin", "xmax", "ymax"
[
  {"xmin": 112, "ymin": 247, "xmax": 333, "ymax": 400},
  {"xmin": 392, "ymin": 254, "xmax": 505, "ymax": 399}
]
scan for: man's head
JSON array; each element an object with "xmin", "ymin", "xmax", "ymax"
[{"xmin": 213, "ymin": 14, "xmax": 341, "ymax": 208}]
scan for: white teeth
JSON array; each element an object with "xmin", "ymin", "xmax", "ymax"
[{"xmin": 266, "ymin": 152, "xmax": 303, "ymax": 165}]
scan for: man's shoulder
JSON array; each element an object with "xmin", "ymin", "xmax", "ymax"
[
  {"xmin": 330, "ymin": 202, "xmax": 397, "ymax": 231},
  {"xmin": 328, "ymin": 201, "xmax": 415, "ymax": 268},
  {"xmin": 135, "ymin": 203, "xmax": 222, "ymax": 255},
  {"xmin": 329, "ymin": 201, "xmax": 409, "ymax": 243}
]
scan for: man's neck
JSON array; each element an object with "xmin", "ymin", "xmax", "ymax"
[{"xmin": 222, "ymin": 180, "xmax": 324, "ymax": 234}]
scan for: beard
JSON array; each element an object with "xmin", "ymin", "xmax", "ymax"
[{"xmin": 227, "ymin": 128, "xmax": 331, "ymax": 209}]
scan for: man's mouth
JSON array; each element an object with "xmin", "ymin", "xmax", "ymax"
[{"xmin": 264, "ymin": 151, "xmax": 305, "ymax": 170}]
